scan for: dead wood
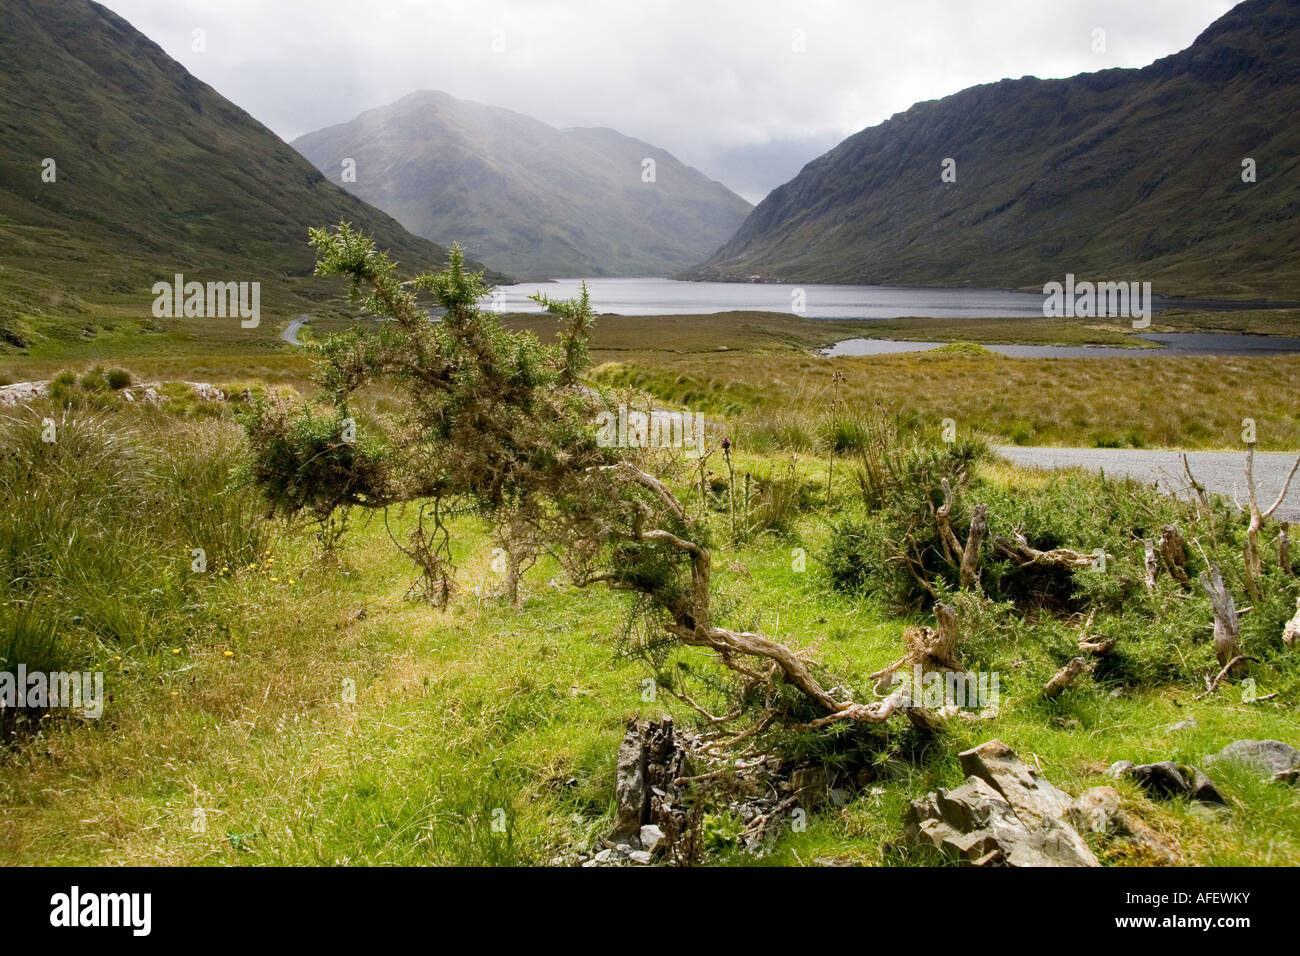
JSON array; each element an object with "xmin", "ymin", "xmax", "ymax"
[
  {"xmin": 1198, "ymin": 566, "xmax": 1245, "ymax": 675},
  {"xmin": 993, "ymin": 533, "xmax": 1094, "ymax": 569},
  {"xmin": 1044, "ymin": 657, "xmax": 1091, "ymax": 698},
  {"xmin": 1158, "ymin": 524, "xmax": 1191, "ymax": 586}
]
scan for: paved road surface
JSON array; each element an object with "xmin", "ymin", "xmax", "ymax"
[
  {"xmin": 995, "ymin": 446, "xmax": 1300, "ymax": 521},
  {"xmin": 282, "ymin": 315, "xmax": 309, "ymax": 345}
]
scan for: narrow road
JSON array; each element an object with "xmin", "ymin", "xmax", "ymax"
[
  {"xmin": 282, "ymin": 315, "xmax": 309, "ymax": 345},
  {"xmin": 995, "ymin": 446, "xmax": 1300, "ymax": 521}
]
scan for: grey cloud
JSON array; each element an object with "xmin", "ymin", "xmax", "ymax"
[{"xmin": 98, "ymin": 0, "xmax": 1238, "ymax": 200}]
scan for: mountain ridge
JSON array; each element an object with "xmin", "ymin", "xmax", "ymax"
[
  {"xmin": 0, "ymin": 0, "xmax": 498, "ymax": 342},
  {"xmin": 292, "ymin": 90, "xmax": 752, "ymax": 279},
  {"xmin": 686, "ymin": 0, "xmax": 1300, "ymax": 299}
]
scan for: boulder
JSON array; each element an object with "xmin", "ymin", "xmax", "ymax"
[{"xmin": 903, "ymin": 739, "xmax": 1099, "ymax": 867}]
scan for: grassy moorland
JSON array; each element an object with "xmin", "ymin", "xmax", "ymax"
[
  {"xmin": 500, "ymin": 310, "xmax": 1300, "ymax": 451},
  {"xmin": 12, "ymin": 306, "xmax": 1298, "ymax": 449},
  {"xmin": 0, "ymin": 286, "xmax": 1298, "ymax": 867},
  {"xmin": 0, "ymin": 395, "xmax": 1298, "ymax": 867}
]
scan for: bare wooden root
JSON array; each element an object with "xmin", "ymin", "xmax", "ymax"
[
  {"xmin": 1143, "ymin": 538, "xmax": 1159, "ymax": 590},
  {"xmin": 993, "ymin": 533, "xmax": 1094, "ymax": 569},
  {"xmin": 1043, "ymin": 657, "xmax": 1091, "ymax": 698},
  {"xmin": 1199, "ymin": 566, "xmax": 1245, "ymax": 674},
  {"xmin": 1242, "ymin": 446, "xmax": 1300, "ymax": 599},
  {"xmin": 1283, "ymin": 597, "xmax": 1300, "ymax": 650}
]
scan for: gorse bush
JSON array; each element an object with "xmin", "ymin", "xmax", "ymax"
[{"xmin": 817, "ymin": 415, "xmax": 1300, "ymax": 691}]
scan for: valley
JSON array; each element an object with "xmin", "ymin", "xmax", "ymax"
[{"xmin": 0, "ymin": 0, "xmax": 1297, "ymax": 881}]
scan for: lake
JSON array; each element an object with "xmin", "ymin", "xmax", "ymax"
[{"xmin": 490, "ymin": 277, "xmax": 1286, "ymax": 320}]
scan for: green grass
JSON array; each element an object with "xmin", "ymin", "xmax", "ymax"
[
  {"xmin": 1, "ymin": 300, "xmax": 1298, "ymax": 866},
  {"xmin": 1, "ymin": 396, "xmax": 1297, "ymax": 866}
]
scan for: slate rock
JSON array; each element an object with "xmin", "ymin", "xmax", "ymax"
[
  {"xmin": 1121, "ymin": 761, "xmax": 1227, "ymax": 806},
  {"xmin": 1070, "ymin": 786, "xmax": 1179, "ymax": 865},
  {"xmin": 904, "ymin": 739, "xmax": 1099, "ymax": 867}
]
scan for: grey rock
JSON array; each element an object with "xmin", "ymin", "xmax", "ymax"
[
  {"xmin": 639, "ymin": 824, "xmax": 666, "ymax": 853},
  {"xmin": 1120, "ymin": 761, "xmax": 1227, "ymax": 806},
  {"xmin": 1106, "ymin": 760, "xmax": 1135, "ymax": 779},
  {"xmin": 1205, "ymin": 740, "xmax": 1300, "ymax": 779},
  {"xmin": 627, "ymin": 850, "xmax": 653, "ymax": 865},
  {"xmin": 904, "ymin": 739, "xmax": 1099, "ymax": 867},
  {"xmin": 1169, "ymin": 719, "xmax": 1197, "ymax": 733},
  {"xmin": 610, "ymin": 723, "xmax": 648, "ymax": 843},
  {"xmin": 1070, "ymin": 786, "xmax": 1179, "ymax": 865},
  {"xmin": 1070, "ymin": 786, "xmax": 1122, "ymax": 834},
  {"xmin": 608, "ymin": 717, "xmax": 691, "ymax": 846}
]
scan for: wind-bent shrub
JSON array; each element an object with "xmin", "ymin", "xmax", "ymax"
[{"xmin": 243, "ymin": 224, "xmax": 954, "ymax": 737}]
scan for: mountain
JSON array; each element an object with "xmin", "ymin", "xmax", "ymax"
[
  {"xmin": 688, "ymin": 0, "xmax": 1300, "ymax": 300},
  {"xmin": 0, "ymin": 0, "xmax": 494, "ymax": 342},
  {"xmin": 292, "ymin": 91, "xmax": 753, "ymax": 279}
]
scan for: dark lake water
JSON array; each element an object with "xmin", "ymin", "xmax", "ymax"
[
  {"xmin": 492, "ymin": 277, "xmax": 1063, "ymax": 318},
  {"xmin": 821, "ymin": 332, "xmax": 1300, "ymax": 358}
]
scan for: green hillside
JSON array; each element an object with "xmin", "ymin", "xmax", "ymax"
[
  {"xmin": 688, "ymin": 0, "xmax": 1300, "ymax": 300},
  {"xmin": 0, "ymin": 0, "xmax": 500, "ymax": 350}
]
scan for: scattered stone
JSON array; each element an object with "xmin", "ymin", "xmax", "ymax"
[
  {"xmin": 1169, "ymin": 719, "xmax": 1197, "ymax": 733},
  {"xmin": 639, "ymin": 824, "xmax": 665, "ymax": 853},
  {"xmin": 1117, "ymin": 761, "xmax": 1227, "ymax": 806},
  {"xmin": 627, "ymin": 850, "xmax": 653, "ymax": 865},
  {"xmin": 1106, "ymin": 760, "xmax": 1135, "ymax": 779},
  {"xmin": 1069, "ymin": 786, "xmax": 1179, "ymax": 865},
  {"xmin": 1205, "ymin": 740, "xmax": 1300, "ymax": 780},
  {"xmin": 904, "ymin": 739, "xmax": 1099, "ymax": 867}
]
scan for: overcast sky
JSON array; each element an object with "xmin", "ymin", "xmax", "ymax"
[{"xmin": 99, "ymin": 0, "xmax": 1238, "ymax": 202}]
